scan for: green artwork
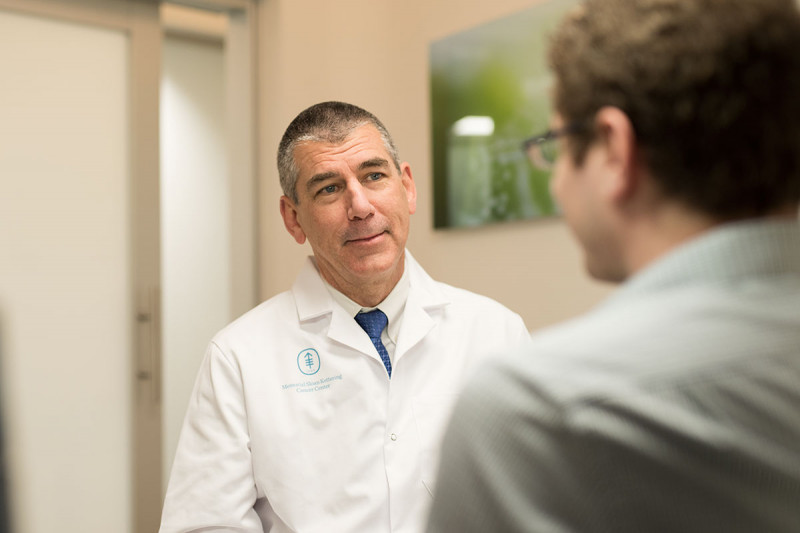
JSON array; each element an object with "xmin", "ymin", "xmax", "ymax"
[{"xmin": 430, "ymin": 0, "xmax": 577, "ymax": 228}]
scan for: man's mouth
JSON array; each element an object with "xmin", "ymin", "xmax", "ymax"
[{"xmin": 346, "ymin": 231, "xmax": 386, "ymax": 244}]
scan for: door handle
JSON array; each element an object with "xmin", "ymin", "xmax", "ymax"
[{"xmin": 136, "ymin": 287, "xmax": 161, "ymax": 404}]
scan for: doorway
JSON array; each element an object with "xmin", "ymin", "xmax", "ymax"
[
  {"xmin": 158, "ymin": 0, "xmax": 259, "ymax": 513},
  {"xmin": 159, "ymin": 0, "xmax": 258, "ymax": 493}
]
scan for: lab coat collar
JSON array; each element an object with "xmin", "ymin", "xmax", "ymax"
[
  {"xmin": 396, "ymin": 251, "xmax": 449, "ymax": 360},
  {"xmin": 291, "ymin": 250, "xmax": 450, "ymax": 360},
  {"xmin": 292, "ymin": 258, "xmax": 377, "ymax": 358},
  {"xmin": 292, "ymin": 257, "xmax": 334, "ymax": 322}
]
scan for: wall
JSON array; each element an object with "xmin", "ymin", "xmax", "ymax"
[{"xmin": 257, "ymin": 0, "xmax": 613, "ymax": 331}]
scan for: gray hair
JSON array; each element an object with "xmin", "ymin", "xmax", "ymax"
[{"xmin": 277, "ymin": 101, "xmax": 401, "ymax": 203}]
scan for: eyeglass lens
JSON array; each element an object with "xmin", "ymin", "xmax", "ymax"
[{"xmin": 527, "ymin": 139, "xmax": 559, "ymax": 171}]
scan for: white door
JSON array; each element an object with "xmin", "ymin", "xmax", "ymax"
[{"xmin": 0, "ymin": 2, "xmax": 161, "ymax": 532}]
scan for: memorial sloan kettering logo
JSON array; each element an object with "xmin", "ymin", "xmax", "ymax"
[
  {"xmin": 297, "ymin": 348, "xmax": 320, "ymax": 375},
  {"xmin": 283, "ymin": 348, "xmax": 343, "ymax": 393}
]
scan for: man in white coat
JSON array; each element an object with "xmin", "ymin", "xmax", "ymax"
[{"xmin": 159, "ymin": 101, "xmax": 529, "ymax": 533}]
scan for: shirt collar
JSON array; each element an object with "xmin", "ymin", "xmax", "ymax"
[
  {"xmin": 322, "ymin": 264, "xmax": 409, "ymax": 345},
  {"xmin": 604, "ymin": 219, "xmax": 800, "ymax": 308}
]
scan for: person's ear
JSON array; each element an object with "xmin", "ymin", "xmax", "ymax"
[
  {"xmin": 279, "ymin": 195, "xmax": 307, "ymax": 244},
  {"xmin": 400, "ymin": 162, "xmax": 417, "ymax": 215},
  {"xmin": 594, "ymin": 106, "xmax": 638, "ymax": 203}
]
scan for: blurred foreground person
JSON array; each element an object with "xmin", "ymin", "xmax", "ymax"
[{"xmin": 427, "ymin": 1, "xmax": 800, "ymax": 531}]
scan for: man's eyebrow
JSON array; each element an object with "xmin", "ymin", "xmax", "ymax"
[
  {"xmin": 359, "ymin": 157, "xmax": 390, "ymax": 171},
  {"xmin": 305, "ymin": 171, "xmax": 339, "ymax": 192},
  {"xmin": 304, "ymin": 158, "xmax": 391, "ymax": 192}
]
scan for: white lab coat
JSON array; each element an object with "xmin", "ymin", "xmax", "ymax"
[{"xmin": 159, "ymin": 251, "xmax": 529, "ymax": 533}]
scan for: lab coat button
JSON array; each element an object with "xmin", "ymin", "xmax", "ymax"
[{"xmin": 390, "ymin": 433, "xmax": 398, "ymax": 441}]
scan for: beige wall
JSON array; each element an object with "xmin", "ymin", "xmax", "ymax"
[{"xmin": 257, "ymin": 0, "xmax": 613, "ymax": 331}]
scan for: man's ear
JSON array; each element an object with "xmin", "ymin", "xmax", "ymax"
[
  {"xmin": 594, "ymin": 106, "xmax": 638, "ymax": 203},
  {"xmin": 400, "ymin": 162, "xmax": 417, "ymax": 215},
  {"xmin": 279, "ymin": 195, "xmax": 307, "ymax": 244}
]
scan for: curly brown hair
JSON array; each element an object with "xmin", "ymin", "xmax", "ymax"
[{"xmin": 549, "ymin": 0, "xmax": 800, "ymax": 218}]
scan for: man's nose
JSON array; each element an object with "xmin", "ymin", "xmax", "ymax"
[{"xmin": 347, "ymin": 182, "xmax": 375, "ymax": 220}]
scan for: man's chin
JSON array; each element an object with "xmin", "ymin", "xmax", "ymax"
[
  {"xmin": 585, "ymin": 258, "xmax": 626, "ymax": 285},
  {"xmin": 346, "ymin": 249, "xmax": 404, "ymax": 277}
]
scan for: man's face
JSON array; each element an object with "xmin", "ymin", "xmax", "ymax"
[
  {"xmin": 280, "ymin": 124, "xmax": 417, "ymax": 296},
  {"xmin": 549, "ymin": 114, "xmax": 625, "ymax": 283}
]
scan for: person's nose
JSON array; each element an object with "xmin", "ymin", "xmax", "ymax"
[{"xmin": 347, "ymin": 181, "xmax": 375, "ymax": 220}]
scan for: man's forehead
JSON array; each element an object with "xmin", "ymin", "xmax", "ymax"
[
  {"xmin": 300, "ymin": 123, "xmax": 382, "ymax": 150},
  {"xmin": 295, "ymin": 127, "xmax": 391, "ymax": 174}
]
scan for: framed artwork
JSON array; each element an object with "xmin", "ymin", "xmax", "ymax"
[{"xmin": 430, "ymin": 0, "xmax": 578, "ymax": 228}]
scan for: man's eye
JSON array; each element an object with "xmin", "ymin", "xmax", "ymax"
[
  {"xmin": 366, "ymin": 172, "xmax": 383, "ymax": 181},
  {"xmin": 318, "ymin": 184, "xmax": 338, "ymax": 195}
]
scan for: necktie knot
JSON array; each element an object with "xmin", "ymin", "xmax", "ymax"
[
  {"xmin": 354, "ymin": 309, "xmax": 392, "ymax": 377},
  {"xmin": 354, "ymin": 309, "xmax": 388, "ymax": 340}
]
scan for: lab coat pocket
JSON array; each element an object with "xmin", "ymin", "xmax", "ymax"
[{"xmin": 411, "ymin": 393, "xmax": 462, "ymax": 497}]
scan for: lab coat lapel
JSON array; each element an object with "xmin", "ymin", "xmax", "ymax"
[
  {"xmin": 395, "ymin": 252, "xmax": 450, "ymax": 362},
  {"xmin": 328, "ymin": 306, "xmax": 378, "ymax": 357},
  {"xmin": 292, "ymin": 257, "xmax": 383, "ymax": 359}
]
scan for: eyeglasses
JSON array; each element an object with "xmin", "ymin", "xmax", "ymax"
[{"xmin": 522, "ymin": 121, "xmax": 587, "ymax": 171}]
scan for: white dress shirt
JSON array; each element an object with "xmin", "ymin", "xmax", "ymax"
[{"xmin": 324, "ymin": 260, "xmax": 409, "ymax": 361}]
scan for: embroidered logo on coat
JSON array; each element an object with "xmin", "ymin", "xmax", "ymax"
[{"xmin": 297, "ymin": 348, "xmax": 321, "ymax": 375}]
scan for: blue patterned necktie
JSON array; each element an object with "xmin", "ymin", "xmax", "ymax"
[{"xmin": 354, "ymin": 309, "xmax": 392, "ymax": 378}]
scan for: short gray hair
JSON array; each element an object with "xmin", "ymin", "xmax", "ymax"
[{"xmin": 277, "ymin": 101, "xmax": 401, "ymax": 202}]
